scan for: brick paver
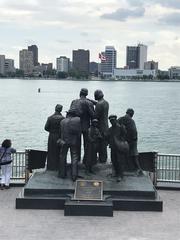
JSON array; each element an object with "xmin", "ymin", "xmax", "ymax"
[{"xmin": 0, "ymin": 187, "xmax": 180, "ymax": 240}]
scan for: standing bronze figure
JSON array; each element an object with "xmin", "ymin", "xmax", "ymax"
[
  {"xmin": 108, "ymin": 115, "xmax": 128, "ymax": 182},
  {"xmin": 44, "ymin": 104, "xmax": 64, "ymax": 170},
  {"xmin": 118, "ymin": 108, "xmax": 143, "ymax": 175},
  {"xmin": 70, "ymin": 88, "xmax": 95, "ymax": 160},
  {"xmin": 58, "ymin": 108, "xmax": 81, "ymax": 181},
  {"xmin": 83, "ymin": 119, "xmax": 102, "ymax": 173},
  {"xmin": 94, "ymin": 89, "xmax": 109, "ymax": 163}
]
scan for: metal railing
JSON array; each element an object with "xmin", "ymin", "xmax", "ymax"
[
  {"xmin": 157, "ymin": 153, "xmax": 180, "ymax": 183},
  {"xmin": 0, "ymin": 151, "xmax": 27, "ymax": 184},
  {"xmin": 1, "ymin": 151, "xmax": 180, "ymax": 186}
]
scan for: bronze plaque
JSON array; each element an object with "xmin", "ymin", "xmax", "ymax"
[{"xmin": 74, "ymin": 180, "xmax": 103, "ymax": 201}]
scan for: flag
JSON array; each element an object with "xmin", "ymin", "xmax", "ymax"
[{"xmin": 99, "ymin": 53, "xmax": 107, "ymax": 61}]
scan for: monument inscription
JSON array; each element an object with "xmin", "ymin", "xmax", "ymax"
[{"xmin": 74, "ymin": 180, "xmax": 103, "ymax": 201}]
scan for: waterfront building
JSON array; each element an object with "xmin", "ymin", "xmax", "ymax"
[
  {"xmin": 41, "ymin": 63, "xmax": 53, "ymax": 71},
  {"xmin": 32, "ymin": 63, "xmax": 53, "ymax": 77},
  {"xmin": 113, "ymin": 68, "xmax": 156, "ymax": 79},
  {"xmin": 28, "ymin": 45, "xmax": 39, "ymax": 66},
  {"xmin": 89, "ymin": 61, "xmax": 98, "ymax": 75},
  {"xmin": 100, "ymin": 46, "xmax": 117, "ymax": 77},
  {"xmin": 144, "ymin": 60, "xmax": 158, "ymax": 72},
  {"xmin": 126, "ymin": 46, "xmax": 138, "ymax": 69},
  {"xmin": 5, "ymin": 59, "xmax": 15, "ymax": 74},
  {"xmin": 126, "ymin": 44, "xmax": 147, "ymax": 69},
  {"xmin": 72, "ymin": 49, "xmax": 90, "ymax": 75},
  {"xmin": 168, "ymin": 66, "xmax": 180, "ymax": 79},
  {"xmin": 19, "ymin": 49, "xmax": 34, "ymax": 75},
  {"xmin": 138, "ymin": 44, "xmax": 147, "ymax": 69},
  {"xmin": 0, "ymin": 55, "xmax": 5, "ymax": 75},
  {"xmin": 56, "ymin": 56, "xmax": 70, "ymax": 73}
]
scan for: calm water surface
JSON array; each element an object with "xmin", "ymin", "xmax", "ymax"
[{"xmin": 0, "ymin": 79, "xmax": 180, "ymax": 154}]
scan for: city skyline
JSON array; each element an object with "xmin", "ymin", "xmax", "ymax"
[{"xmin": 1, "ymin": 0, "xmax": 180, "ymax": 70}]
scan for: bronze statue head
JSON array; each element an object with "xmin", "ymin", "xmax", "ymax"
[
  {"xmin": 55, "ymin": 104, "xmax": 63, "ymax": 113},
  {"xmin": 94, "ymin": 89, "xmax": 104, "ymax": 100}
]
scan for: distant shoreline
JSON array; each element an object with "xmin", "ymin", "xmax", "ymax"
[{"xmin": 0, "ymin": 77, "xmax": 180, "ymax": 82}]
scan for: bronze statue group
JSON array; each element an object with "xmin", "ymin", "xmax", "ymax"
[{"xmin": 45, "ymin": 88, "xmax": 143, "ymax": 182}]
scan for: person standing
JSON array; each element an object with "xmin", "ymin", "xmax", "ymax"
[
  {"xmin": 45, "ymin": 104, "xmax": 65, "ymax": 170},
  {"xmin": 118, "ymin": 108, "xmax": 143, "ymax": 175},
  {"xmin": 58, "ymin": 108, "xmax": 81, "ymax": 181},
  {"xmin": 0, "ymin": 139, "xmax": 16, "ymax": 190},
  {"xmin": 70, "ymin": 88, "xmax": 95, "ymax": 159},
  {"xmin": 94, "ymin": 89, "xmax": 109, "ymax": 163}
]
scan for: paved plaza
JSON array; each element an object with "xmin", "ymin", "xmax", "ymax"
[{"xmin": 0, "ymin": 187, "xmax": 180, "ymax": 240}]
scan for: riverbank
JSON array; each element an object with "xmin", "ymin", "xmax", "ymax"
[{"xmin": 0, "ymin": 77, "xmax": 180, "ymax": 82}]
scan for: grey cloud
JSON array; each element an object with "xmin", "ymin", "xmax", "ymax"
[
  {"xmin": 127, "ymin": 0, "xmax": 180, "ymax": 9},
  {"xmin": 80, "ymin": 32, "xmax": 89, "ymax": 37},
  {"xmin": 157, "ymin": 0, "xmax": 180, "ymax": 9},
  {"xmin": 57, "ymin": 39, "xmax": 71, "ymax": 43},
  {"xmin": 101, "ymin": 7, "xmax": 145, "ymax": 21},
  {"xmin": 159, "ymin": 13, "xmax": 180, "ymax": 26},
  {"xmin": 126, "ymin": 0, "xmax": 145, "ymax": 7}
]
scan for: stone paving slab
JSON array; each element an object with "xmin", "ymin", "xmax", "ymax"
[{"xmin": 0, "ymin": 187, "xmax": 180, "ymax": 240}]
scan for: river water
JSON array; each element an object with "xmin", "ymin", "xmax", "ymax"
[{"xmin": 0, "ymin": 79, "xmax": 180, "ymax": 154}]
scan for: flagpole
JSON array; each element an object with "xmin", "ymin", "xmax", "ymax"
[{"xmin": 98, "ymin": 53, "xmax": 101, "ymax": 80}]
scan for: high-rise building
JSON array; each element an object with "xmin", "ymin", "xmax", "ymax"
[
  {"xmin": 138, "ymin": 44, "xmax": 147, "ymax": 69},
  {"xmin": 19, "ymin": 49, "xmax": 34, "ymax": 75},
  {"xmin": 100, "ymin": 46, "xmax": 117, "ymax": 77},
  {"xmin": 28, "ymin": 45, "xmax": 38, "ymax": 66},
  {"xmin": 0, "ymin": 55, "xmax": 5, "ymax": 75},
  {"xmin": 56, "ymin": 56, "xmax": 70, "ymax": 73},
  {"xmin": 126, "ymin": 46, "xmax": 138, "ymax": 69},
  {"xmin": 5, "ymin": 59, "xmax": 15, "ymax": 74},
  {"xmin": 72, "ymin": 49, "xmax": 90, "ymax": 75},
  {"xmin": 126, "ymin": 44, "xmax": 147, "ymax": 69}
]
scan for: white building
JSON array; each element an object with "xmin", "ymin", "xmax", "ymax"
[
  {"xmin": 56, "ymin": 56, "xmax": 69, "ymax": 73},
  {"xmin": 5, "ymin": 59, "xmax": 15, "ymax": 74},
  {"xmin": 0, "ymin": 55, "xmax": 5, "ymax": 75},
  {"xmin": 19, "ymin": 49, "xmax": 34, "ymax": 75},
  {"xmin": 168, "ymin": 66, "xmax": 180, "ymax": 79},
  {"xmin": 138, "ymin": 44, "xmax": 147, "ymax": 69},
  {"xmin": 100, "ymin": 46, "xmax": 117, "ymax": 77},
  {"xmin": 114, "ymin": 68, "xmax": 157, "ymax": 79}
]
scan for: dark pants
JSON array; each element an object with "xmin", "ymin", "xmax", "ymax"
[
  {"xmin": 58, "ymin": 144, "xmax": 79, "ymax": 180},
  {"xmin": 77, "ymin": 130, "xmax": 88, "ymax": 162},
  {"xmin": 98, "ymin": 137, "xmax": 107, "ymax": 163},
  {"xmin": 111, "ymin": 147, "xmax": 125, "ymax": 177}
]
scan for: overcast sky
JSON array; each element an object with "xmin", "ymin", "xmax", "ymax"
[{"xmin": 1, "ymin": 0, "xmax": 180, "ymax": 69}]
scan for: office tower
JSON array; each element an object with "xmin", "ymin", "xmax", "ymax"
[
  {"xmin": 56, "ymin": 56, "xmax": 70, "ymax": 73},
  {"xmin": 126, "ymin": 44, "xmax": 147, "ymax": 69},
  {"xmin": 89, "ymin": 62, "xmax": 98, "ymax": 74},
  {"xmin": 0, "ymin": 55, "xmax": 5, "ymax": 75},
  {"xmin": 126, "ymin": 46, "xmax": 139, "ymax": 69},
  {"xmin": 19, "ymin": 49, "xmax": 34, "ymax": 75},
  {"xmin": 5, "ymin": 59, "xmax": 15, "ymax": 74},
  {"xmin": 28, "ymin": 45, "xmax": 38, "ymax": 66},
  {"xmin": 72, "ymin": 49, "xmax": 90, "ymax": 75},
  {"xmin": 100, "ymin": 46, "xmax": 117, "ymax": 77},
  {"xmin": 138, "ymin": 44, "xmax": 147, "ymax": 69}
]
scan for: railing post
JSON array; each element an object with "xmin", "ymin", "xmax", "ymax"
[
  {"xmin": 25, "ymin": 149, "xmax": 30, "ymax": 183},
  {"xmin": 153, "ymin": 152, "xmax": 158, "ymax": 187}
]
